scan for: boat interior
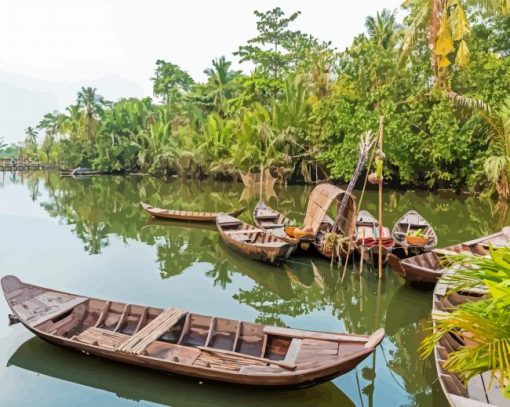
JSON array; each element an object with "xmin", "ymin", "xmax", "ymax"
[
  {"xmin": 218, "ymin": 214, "xmax": 284, "ymax": 245},
  {"xmin": 3, "ymin": 276, "xmax": 375, "ymax": 375},
  {"xmin": 402, "ymin": 243, "xmax": 489, "ymax": 271},
  {"xmin": 433, "ymin": 289, "xmax": 508, "ymax": 406}
]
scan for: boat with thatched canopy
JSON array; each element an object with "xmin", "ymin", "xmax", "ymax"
[{"xmin": 300, "ymin": 183, "xmax": 357, "ymax": 260}]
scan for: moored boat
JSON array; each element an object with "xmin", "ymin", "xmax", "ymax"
[
  {"xmin": 391, "ymin": 210, "xmax": 438, "ymax": 258},
  {"xmin": 432, "ymin": 277, "xmax": 508, "ymax": 406},
  {"xmin": 2, "ymin": 275, "xmax": 385, "ymax": 388},
  {"xmin": 301, "ymin": 184, "xmax": 357, "ymax": 260},
  {"xmin": 252, "ymin": 202, "xmax": 313, "ymax": 253},
  {"xmin": 141, "ymin": 202, "xmax": 246, "ymax": 223},
  {"xmin": 354, "ymin": 210, "xmax": 394, "ymax": 266},
  {"xmin": 388, "ymin": 229, "xmax": 510, "ymax": 286},
  {"xmin": 216, "ymin": 214, "xmax": 295, "ymax": 265}
]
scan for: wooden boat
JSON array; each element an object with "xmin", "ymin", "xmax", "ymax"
[
  {"xmin": 216, "ymin": 214, "xmax": 295, "ymax": 265},
  {"xmin": 388, "ymin": 230, "xmax": 510, "ymax": 286},
  {"xmin": 391, "ymin": 210, "xmax": 438, "ymax": 258},
  {"xmin": 355, "ymin": 210, "xmax": 394, "ymax": 266},
  {"xmin": 432, "ymin": 277, "xmax": 508, "ymax": 406},
  {"xmin": 60, "ymin": 167, "xmax": 101, "ymax": 177},
  {"xmin": 141, "ymin": 202, "xmax": 246, "ymax": 223},
  {"xmin": 300, "ymin": 184, "xmax": 356, "ymax": 260},
  {"xmin": 252, "ymin": 202, "xmax": 313, "ymax": 253},
  {"xmin": 2, "ymin": 275, "xmax": 385, "ymax": 388}
]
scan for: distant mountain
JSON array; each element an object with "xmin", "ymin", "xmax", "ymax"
[{"xmin": 0, "ymin": 71, "xmax": 147, "ymax": 144}]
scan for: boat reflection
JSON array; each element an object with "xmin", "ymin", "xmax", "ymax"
[{"xmin": 8, "ymin": 337, "xmax": 356, "ymax": 407}]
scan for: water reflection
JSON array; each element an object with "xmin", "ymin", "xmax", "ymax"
[
  {"xmin": 9, "ymin": 337, "xmax": 355, "ymax": 407},
  {"xmin": 1, "ymin": 172, "xmax": 506, "ymax": 406}
]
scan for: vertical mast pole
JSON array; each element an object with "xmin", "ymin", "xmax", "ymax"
[{"xmin": 377, "ymin": 116, "xmax": 384, "ymax": 280}]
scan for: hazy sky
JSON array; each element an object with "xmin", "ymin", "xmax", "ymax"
[{"xmin": 1, "ymin": 0, "xmax": 402, "ymax": 143}]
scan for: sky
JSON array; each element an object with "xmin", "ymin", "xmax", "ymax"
[{"xmin": 0, "ymin": 0, "xmax": 402, "ymax": 143}]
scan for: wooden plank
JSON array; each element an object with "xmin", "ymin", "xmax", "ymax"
[
  {"xmin": 196, "ymin": 346, "xmax": 296, "ymax": 370},
  {"xmin": 263, "ymin": 326, "xmax": 367, "ymax": 343},
  {"xmin": 283, "ymin": 339, "xmax": 302, "ymax": 364},
  {"xmin": 239, "ymin": 365, "xmax": 287, "ymax": 374},
  {"xmin": 225, "ymin": 229, "xmax": 264, "ymax": 235},
  {"xmin": 134, "ymin": 307, "xmax": 148, "ymax": 334},
  {"xmin": 114, "ymin": 304, "xmax": 130, "ymax": 332},
  {"xmin": 204, "ymin": 317, "xmax": 216, "ymax": 348},
  {"xmin": 94, "ymin": 301, "xmax": 111, "ymax": 328},
  {"xmin": 177, "ymin": 313, "xmax": 191, "ymax": 345},
  {"xmin": 117, "ymin": 307, "xmax": 186, "ymax": 354},
  {"xmin": 232, "ymin": 321, "xmax": 242, "ymax": 352}
]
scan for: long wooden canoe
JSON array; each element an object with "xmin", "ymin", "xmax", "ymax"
[
  {"xmin": 2, "ymin": 275, "xmax": 385, "ymax": 388},
  {"xmin": 355, "ymin": 210, "xmax": 394, "ymax": 266},
  {"xmin": 141, "ymin": 202, "xmax": 246, "ymax": 223},
  {"xmin": 432, "ymin": 278, "xmax": 508, "ymax": 406},
  {"xmin": 388, "ymin": 230, "xmax": 510, "ymax": 286},
  {"xmin": 391, "ymin": 210, "xmax": 438, "ymax": 257},
  {"xmin": 217, "ymin": 214, "xmax": 295, "ymax": 265}
]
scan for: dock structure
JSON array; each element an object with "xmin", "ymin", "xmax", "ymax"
[{"xmin": 0, "ymin": 159, "xmax": 50, "ymax": 171}]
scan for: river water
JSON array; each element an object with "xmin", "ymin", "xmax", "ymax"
[{"xmin": 0, "ymin": 172, "xmax": 506, "ymax": 406}]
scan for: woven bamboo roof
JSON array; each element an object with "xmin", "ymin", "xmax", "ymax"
[{"xmin": 303, "ymin": 183, "xmax": 356, "ymax": 236}]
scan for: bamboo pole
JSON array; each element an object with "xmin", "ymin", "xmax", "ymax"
[
  {"xmin": 259, "ymin": 163, "xmax": 263, "ymax": 203},
  {"xmin": 377, "ymin": 116, "xmax": 384, "ymax": 280}
]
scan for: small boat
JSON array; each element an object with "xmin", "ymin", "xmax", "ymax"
[
  {"xmin": 60, "ymin": 167, "xmax": 101, "ymax": 177},
  {"xmin": 432, "ymin": 277, "xmax": 507, "ymax": 406},
  {"xmin": 252, "ymin": 202, "xmax": 312, "ymax": 253},
  {"xmin": 2, "ymin": 275, "xmax": 385, "ymax": 388},
  {"xmin": 387, "ymin": 230, "xmax": 510, "ymax": 286},
  {"xmin": 141, "ymin": 202, "xmax": 246, "ymax": 223},
  {"xmin": 355, "ymin": 210, "xmax": 394, "ymax": 266},
  {"xmin": 391, "ymin": 210, "xmax": 438, "ymax": 258},
  {"xmin": 216, "ymin": 214, "xmax": 295, "ymax": 265}
]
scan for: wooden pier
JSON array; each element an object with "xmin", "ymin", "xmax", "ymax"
[{"xmin": 0, "ymin": 159, "xmax": 49, "ymax": 171}]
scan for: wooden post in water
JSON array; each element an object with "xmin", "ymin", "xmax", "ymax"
[
  {"xmin": 259, "ymin": 164, "xmax": 264, "ymax": 202},
  {"xmin": 377, "ymin": 116, "xmax": 384, "ymax": 280}
]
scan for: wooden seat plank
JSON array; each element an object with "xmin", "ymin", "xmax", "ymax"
[{"xmin": 118, "ymin": 307, "xmax": 186, "ymax": 354}]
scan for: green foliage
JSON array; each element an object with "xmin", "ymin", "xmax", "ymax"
[
  {"xmin": 24, "ymin": 5, "xmax": 510, "ymax": 192},
  {"xmin": 152, "ymin": 60, "xmax": 194, "ymax": 104},
  {"xmin": 420, "ymin": 246, "xmax": 510, "ymax": 398}
]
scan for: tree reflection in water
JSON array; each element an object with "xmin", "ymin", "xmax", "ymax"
[{"xmin": 6, "ymin": 172, "xmax": 508, "ymax": 406}]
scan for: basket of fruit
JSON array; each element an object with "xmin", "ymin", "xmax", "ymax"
[{"xmin": 405, "ymin": 229, "xmax": 430, "ymax": 246}]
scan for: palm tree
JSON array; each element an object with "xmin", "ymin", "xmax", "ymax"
[
  {"xmin": 76, "ymin": 87, "xmax": 109, "ymax": 142},
  {"xmin": 24, "ymin": 126, "xmax": 38, "ymax": 152},
  {"xmin": 203, "ymin": 56, "xmax": 241, "ymax": 116},
  {"xmin": 365, "ymin": 9, "xmax": 397, "ymax": 49}
]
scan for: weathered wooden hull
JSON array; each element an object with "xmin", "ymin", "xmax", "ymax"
[
  {"xmin": 432, "ymin": 280, "xmax": 507, "ymax": 406},
  {"xmin": 387, "ymin": 253, "xmax": 441, "ymax": 285},
  {"xmin": 141, "ymin": 202, "xmax": 246, "ymax": 223},
  {"xmin": 220, "ymin": 230, "xmax": 294, "ymax": 265},
  {"xmin": 388, "ymin": 233, "xmax": 503, "ymax": 286},
  {"xmin": 2, "ymin": 276, "xmax": 385, "ymax": 388}
]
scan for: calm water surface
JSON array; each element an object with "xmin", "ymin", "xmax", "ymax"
[{"xmin": 0, "ymin": 172, "xmax": 506, "ymax": 406}]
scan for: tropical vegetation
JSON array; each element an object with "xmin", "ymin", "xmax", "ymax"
[
  {"xmin": 11, "ymin": 4, "xmax": 509, "ymax": 199},
  {"xmin": 420, "ymin": 245, "xmax": 510, "ymax": 398}
]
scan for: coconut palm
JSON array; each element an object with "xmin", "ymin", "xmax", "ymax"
[
  {"xmin": 76, "ymin": 87, "xmax": 109, "ymax": 142},
  {"xmin": 203, "ymin": 56, "xmax": 241, "ymax": 116},
  {"xmin": 24, "ymin": 126, "xmax": 38, "ymax": 152},
  {"xmin": 365, "ymin": 9, "xmax": 397, "ymax": 49}
]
